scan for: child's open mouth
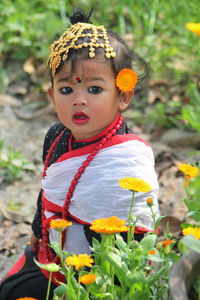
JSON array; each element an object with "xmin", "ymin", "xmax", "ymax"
[{"xmin": 72, "ymin": 112, "xmax": 89, "ymax": 125}]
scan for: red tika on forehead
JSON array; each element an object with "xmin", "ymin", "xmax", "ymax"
[{"xmin": 76, "ymin": 77, "xmax": 81, "ymax": 83}]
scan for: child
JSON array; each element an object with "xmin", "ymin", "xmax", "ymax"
[{"xmin": 0, "ymin": 8, "xmax": 159, "ymax": 300}]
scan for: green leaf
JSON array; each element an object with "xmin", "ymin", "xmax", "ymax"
[
  {"xmin": 54, "ymin": 284, "xmax": 67, "ymax": 297},
  {"xmin": 180, "ymin": 235, "xmax": 200, "ymax": 253},
  {"xmin": 90, "ymin": 237, "xmax": 101, "ymax": 253},
  {"xmin": 146, "ymin": 262, "xmax": 172, "ymax": 286},
  {"xmin": 50, "ymin": 241, "xmax": 60, "ymax": 256},
  {"xmin": 115, "ymin": 233, "xmax": 129, "ymax": 252},
  {"xmin": 155, "ymin": 216, "xmax": 166, "ymax": 230},
  {"xmin": 106, "ymin": 252, "xmax": 129, "ymax": 282},
  {"xmin": 126, "ymin": 271, "xmax": 145, "ymax": 287},
  {"xmin": 140, "ymin": 234, "xmax": 157, "ymax": 252},
  {"xmin": 90, "ymin": 291, "xmax": 112, "ymax": 298}
]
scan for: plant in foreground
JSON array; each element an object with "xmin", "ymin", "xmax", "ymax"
[
  {"xmin": 178, "ymin": 162, "xmax": 200, "ymax": 297},
  {"xmin": 34, "ymin": 177, "xmax": 175, "ymax": 300}
]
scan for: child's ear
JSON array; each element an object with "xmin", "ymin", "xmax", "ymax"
[
  {"xmin": 119, "ymin": 90, "xmax": 134, "ymax": 111},
  {"xmin": 48, "ymin": 88, "xmax": 55, "ymax": 105}
]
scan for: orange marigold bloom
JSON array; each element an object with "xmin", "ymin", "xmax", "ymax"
[
  {"xmin": 90, "ymin": 216, "xmax": 128, "ymax": 234},
  {"xmin": 80, "ymin": 273, "xmax": 96, "ymax": 285},
  {"xmin": 183, "ymin": 227, "xmax": 200, "ymax": 240},
  {"xmin": 119, "ymin": 177, "xmax": 151, "ymax": 193},
  {"xmin": 148, "ymin": 249, "xmax": 156, "ymax": 255},
  {"xmin": 179, "ymin": 163, "xmax": 199, "ymax": 187},
  {"xmin": 50, "ymin": 219, "xmax": 72, "ymax": 231},
  {"xmin": 186, "ymin": 23, "xmax": 200, "ymax": 37},
  {"xmin": 147, "ymin": 197, "xmax": 153, "ymax": 207},
  {"xmin": 179, "ymin": 163, "xmax": 199, "ymax": 178},
  {"xmin": 116, "ymin": 68, "xmax": 137, "ymax": 92},
  {"xmin": 65, "ymin": 254, "xmax": 94, "ymax": 271},
  {"xmin": 161, "ymin": 238, "xmax": 175, "ymax": 247},
  {"xmin": 16, "ymin": 298, "xmax": 38, "ymax": 300}
]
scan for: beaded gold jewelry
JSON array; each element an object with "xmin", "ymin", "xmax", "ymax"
[{"xmin": 48, "ymin": 22, "xmax": 117, "ymax": 77}]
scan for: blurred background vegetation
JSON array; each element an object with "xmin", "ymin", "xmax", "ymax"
[{"xmin": 0, "ymin": 0, "xmax": 200, "ymax": 132}]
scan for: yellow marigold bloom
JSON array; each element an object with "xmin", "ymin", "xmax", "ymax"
[
  {"xmin": 183, "ymin": 227, "xmax": 200, "ymax": 240},
  {"xmin": 50, "ymin": 219, "xmax": 72, "ymax": 231},
  {"xmin": 80, "ymin": 273, "xmax": 96, "ymax": 285},
  {"xmin": 186, "ymin": 23, "xmax": 200, "ymax": 37},
  {"xmin": 147, "ymin": 197, "xmax": 153, "ymax": 207},
  {"xmin": 179, "ymin": 163, "xmax": 199, "ymax": 186},
  {"xmin": 16, "ymin": 298, "xmax": 38, "ymax": 300},
  {"xmin": 119, "ymin": 177, "xmax": 151, "ymax": 193},
  {"xmin": 148, "ymin": 249, "xmax": 156, "ymax": 255},
  {"xmin": 161, "ymin": 238, "xmax": 175, "ymax": 247},
  {"xmin": 179, "ymin": 163, "xmax": 199, "ymax": 178},
  {"xmin": 90, "ymin": 216, "xmax": 129, "ymax": 234},
  {"xmin": 116, "ymin": 68, "xmax": 137, "ymax": 92},
  {"xmin": 65, "ymin": 254, "xmax": 94, "ymax": 271}
]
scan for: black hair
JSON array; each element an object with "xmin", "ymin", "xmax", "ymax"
[{"xmin": 50, "ymin": 8, "xmax": 149, "ymax": 93}]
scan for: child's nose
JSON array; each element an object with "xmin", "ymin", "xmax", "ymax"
[{"xmin": 72, "ymin": 95, "xmax": 87, "ymax": 106}]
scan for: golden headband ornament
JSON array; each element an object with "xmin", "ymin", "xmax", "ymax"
[{"xmin": 48, "ymin": 22, "xmax": 117, "ymax": 77}]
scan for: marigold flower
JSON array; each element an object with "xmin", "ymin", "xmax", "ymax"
[
  {"xmin": 186, "ymin": 23, "xmax": 200, "ymax": 37},
  {"xmin": 119, "ymin": 177, "xmax": 151, "ymax": 193},
  {"xmin": 183, "ymin": 227, "xmax": 200, "ymax": 240},
  {"xmin": 179, "ymin": 163, "xmax": 199, "ymax": 178},
  {"xmin": 148, "ymin": 249, "xmax": 156, "ymax": 255},
  {"xmin": 179, "ymin": 163, "xmax": 199, "ymax": 187},
  {"xmin": 161, "ymin": 238, "xmax": 175, "ymax": 247},
  {"xmin": 80, "ymin": 273, "xmax": 96, "ymax": 285},
  {"xmin": 90, "ymin": 216, "xmax": 128, "ymax": 234},
  {"xmin": 50, "ymin": 219, "xmax": 72, "ymax": 231},
  {"xmin": 65, "ymin": 254, "xmax": 94, "ymax": 271},
  {"xmin": 147, "ymin": 197, "xmax": 153, "ymax": 207},
  {"xmin": 116, "ymin": 68, "xmax": 137, "ymax": 92},
  {"xmin": 16, "ymin": 298, "xmax": 38, "ymax": 300}
]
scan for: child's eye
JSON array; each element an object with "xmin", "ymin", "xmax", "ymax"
[
  {"xmin": 60, "ymin": 87, "xmax": 73, "ymax": 94},
  {"xmin": 88, "ymin": 86, "xmax": 102, "ymax": 94}
]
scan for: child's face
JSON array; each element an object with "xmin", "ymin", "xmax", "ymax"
[{"xmin": 48, "ymin": 59, "xmax": 133, "ymax": 140}]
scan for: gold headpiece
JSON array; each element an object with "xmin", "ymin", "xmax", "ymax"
[{"xmin": 48, "ymin": 22, "xmax": 117, "ymax": 77}]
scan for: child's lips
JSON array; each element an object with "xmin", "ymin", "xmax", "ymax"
[{"xmin": 72, "ymin": 112, "xmax": 89, "ymax": 124}]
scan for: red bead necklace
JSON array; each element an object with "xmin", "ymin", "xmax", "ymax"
[{"xmin": 41, "ymin": 114, "xmax": 123, "ymax": 264}]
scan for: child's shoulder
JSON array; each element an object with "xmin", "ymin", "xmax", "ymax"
[
  {"xmin": 42, "ymin": 122, "xmax": 69, "ymax": 162},
  {"xmin": 45, "ymin": 122, "xmax": 66, "ymax": 140}
]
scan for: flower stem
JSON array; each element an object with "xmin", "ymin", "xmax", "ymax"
[
  {"xmin": 78, "ymin": 271, "xmax": 81, "ymax": 300},
  {"xmin": 59, "ymin": 231, "xmax": 68, "ymax": 278},
  {"xmin": 46, "ymin": 271, "xmax": 52, "ymax": 300},
  {"xmin": 150, "ymin": 207, "xmax": 156, "ymax": 233},
  {"xmin": 128, "ymin": 191, "xmax": 135, "ymax": 246}
]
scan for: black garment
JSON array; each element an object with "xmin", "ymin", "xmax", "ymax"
[
  {"xmin": 0, "ymin": 268, "xmax": 57, "ymax": 300},
  {"xmin": 0, "ymin": 245, "xmax": 57, "ymax": 300}
]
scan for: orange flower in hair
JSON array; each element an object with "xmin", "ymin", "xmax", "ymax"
[{"xmin": 116, "ymin": 69, "xmax": 137, "ymax": 92}]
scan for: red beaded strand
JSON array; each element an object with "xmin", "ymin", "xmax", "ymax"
[{"xmin": 41, "ymin": 115, "xmax": 123, "ymax": 264}]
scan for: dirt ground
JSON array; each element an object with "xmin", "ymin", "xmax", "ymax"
[{"xmin": 0, "ymin": 71, "xmax": 200, "ymax": 279}]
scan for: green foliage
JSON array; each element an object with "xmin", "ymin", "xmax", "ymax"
[
  {"xmin": 0, "ymin": 139, "xmax": 30, "ymax": 182},
  {"xmin": 182, "ymin": 163, "xmax": 200, "ymax": 225},
  {"xmin": 180, "ymin": 84, "xmax": 200, "ymax": 133},
  {"xmin": 0, "ymin": 0, "xmax": 199, "ymax": 78},
  {"xmin": 145, "ymin": 100, "xmax": 183, "ymax": 129}
]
